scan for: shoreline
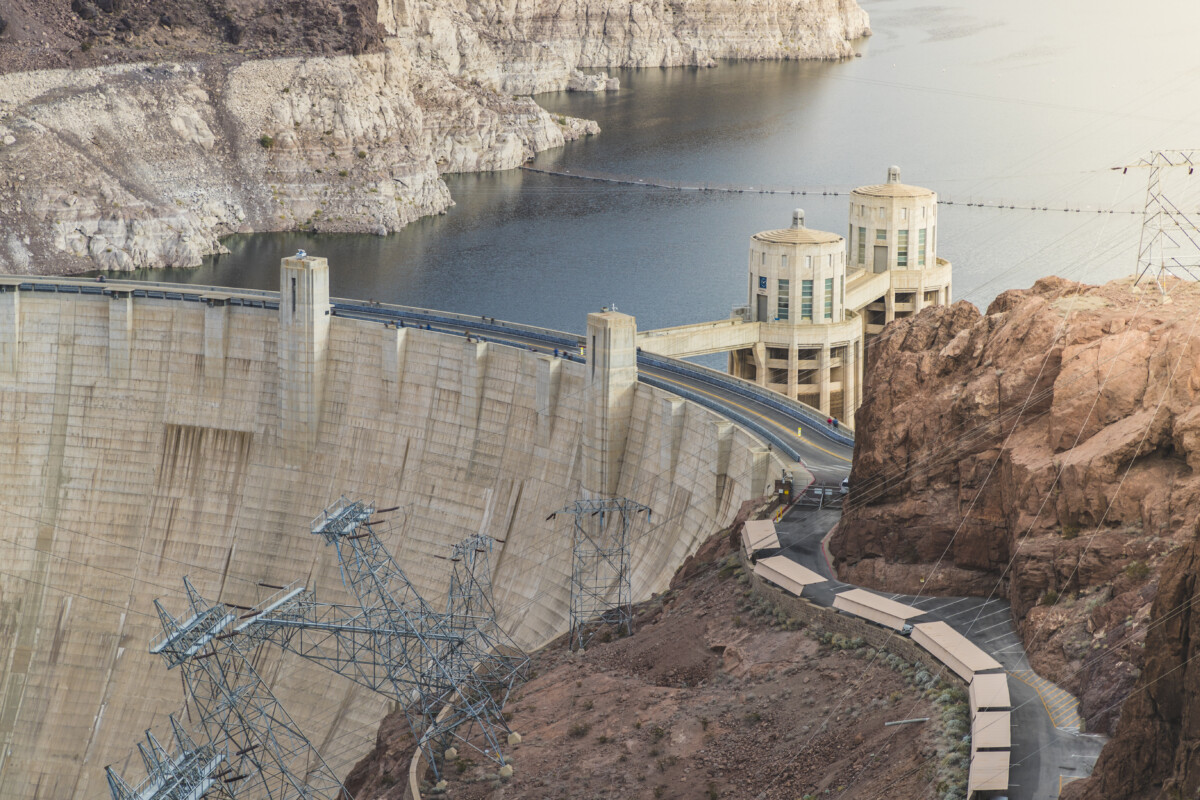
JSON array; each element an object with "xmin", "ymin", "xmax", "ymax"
[{"xmin": 0, "ymin": 1, "xmax": 870, "ymax": 276}]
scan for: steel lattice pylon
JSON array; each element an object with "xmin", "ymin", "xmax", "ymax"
[
  {"xmin": 105, "ymin": 716, "xmax": 232, "ymax": 800},
  {"xmin": 150, "ymin": 578, "xmax": 348, "ymax": 800},
  {"xmin": 235, "ymin": 498, "xmax": 526, "ymax": 778},
  {"xmin": 554, "ymin": 498, "xmax": 652, "ymax": 651},
  {"xmin": 444, "ymin": 534, "xmax": 530, "ymax": 705},
  {"xmin": 1116, "ymin": 150, "xmax": 1200, "ymax": 294}
]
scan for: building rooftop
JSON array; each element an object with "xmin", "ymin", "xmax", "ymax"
[
  {"xmin": 753, "ymin": 227, "xmax": 843, "ymax": 245},
  {"xmin": 852, "ymin": 165, "xmax": 935, "ymax": 199},
  {"xmin": 753, "ymin": 209, "xmax": 842, "ymax": 245},
  {"xmin": 852, "ymin": 182, "xmax": 934, "ymax": 199}
]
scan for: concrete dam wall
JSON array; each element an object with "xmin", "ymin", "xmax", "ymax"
[{"xmin": 0, "ymin": 259, "xmax": 789, "ymax": 799}]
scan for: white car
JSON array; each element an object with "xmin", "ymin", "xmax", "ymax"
[{"xmin": 840, "ymin": 477, "xmax": 849, "ymax": 495}]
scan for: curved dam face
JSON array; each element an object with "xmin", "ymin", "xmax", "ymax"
[{"xmin": 0, "ymin": 261, "xmax": 789, "ymax": 799}]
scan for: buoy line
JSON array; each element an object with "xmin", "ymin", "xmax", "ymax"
[{"xmin": 519, "ymin": 165, "xmax": 1164, "ymax": 215}]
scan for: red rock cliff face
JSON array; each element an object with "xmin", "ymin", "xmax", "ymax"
[
  {"xmin": 831, "ymin": 277, "xmax": 1200, "ymax": 734},
  {"xmin": 1062, "ymin": 533, "xmax": 1200, "ymax": 800}
]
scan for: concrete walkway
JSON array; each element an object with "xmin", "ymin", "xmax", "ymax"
[{"xmin": 771, "ymin": 505, "xmax": 1106, "ymax": 800}]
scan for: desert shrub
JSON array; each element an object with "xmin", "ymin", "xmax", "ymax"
[{"xmin": 1125, "ymin": 561, "xmax": 1150, "ymax": 581}]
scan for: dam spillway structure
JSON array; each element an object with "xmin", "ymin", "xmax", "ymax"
[{"xmin": 0, "ymin": 257, "xmax": 796, "ymax": 799}]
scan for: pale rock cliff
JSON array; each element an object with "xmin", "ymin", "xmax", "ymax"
[
  {"xmin": 568, "ymin": 69, "xmax": 620, "ymax": 92},
  {"xmin": 0, "ymin": 0, "xmax": 868, "ymax": 273},
  {"xmin": 0, "ymin": 44, "xmax": 587, "ymax": 271},
  {"xmin": 832, "ymin": 277, "xmax": 1200, "ymax": 735},
  {"xmin": 0, "ymin": 0, "xmax": 864, "ymax": 275},
  {"xmin": 391, "ymin": 0, "xmax": 870, "ymax": 94}
]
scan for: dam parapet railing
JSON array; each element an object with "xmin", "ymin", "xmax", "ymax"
[
  {"xmin": 638, "ymin": 372, "xmax": 802, "ymax": 463},
  {"xmin": 636, "ymin": 353, "xmax": 854, "ymax": 447},
  {"xmin": 0, "ymin": 274, "xmax": 853, "ymax": 450}
]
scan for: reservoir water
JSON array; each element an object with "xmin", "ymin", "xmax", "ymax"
[{"xmin": 143, "ymin": 0, "xmax": 1200, "ymax": 335}]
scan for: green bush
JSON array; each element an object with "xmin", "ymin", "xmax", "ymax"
[
  {"xmin": 259, "ymin": 134, "xmax": 275, "ymax": 149},
  {"xmin": 1125, "ymin": 561, "xmax": 1150, "ymax": 581},
  {"xmin": 1041, "ymin": 589, "xmax": 1060, "ymax": 606}
]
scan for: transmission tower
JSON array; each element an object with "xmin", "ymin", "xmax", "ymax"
[
  {"xmin": 552, "ymin": 498, "xmax": 652, "ymax": 651},
  {"xmin": 106, "ymin": 715, "xmax": 232, "ymax": 800},
  {"xmin": 234, "ymin": 498, "xmax": 525, "ymax": 777},
  {"xmin": 443, "ymin": 534, "xmax": 530, "ymax": 705},
  {"xmin": 1115, "ymin": 150, "xmax": 1200, "ymax": 294},
  {"xmin": 150, "ymin": 578, "xmax": 348, "ymax": 800}
]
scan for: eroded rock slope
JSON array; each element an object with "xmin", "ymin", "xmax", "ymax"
[
  {"xmin": 1063, "ymin": 531, "xmax": 1200, "ymax": 800},
  {"xmin": 345, "ymin": 521, "xmax": 954, "ymax": 800},
  {"xmin": 832, "ymin": 277, "xmax": 1200, "ymax": 736}
]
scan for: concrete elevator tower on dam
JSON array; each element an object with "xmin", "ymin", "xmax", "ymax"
[{"xmin": 638, "ymin": 166, "xmax": 953, "ymax": 425}]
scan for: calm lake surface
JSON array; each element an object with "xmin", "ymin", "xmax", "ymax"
[{"xmin": 142, "ymin": 0, "xmax": 1200, "ymax": 335}]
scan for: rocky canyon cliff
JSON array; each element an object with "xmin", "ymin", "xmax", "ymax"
[
  {"xmin": 0, "ymin": 0, "xmax": 869, "ymax": 273},
  {"xmin": 832, "ymin": 277, "xmax": 1200, "ymax": 752}
]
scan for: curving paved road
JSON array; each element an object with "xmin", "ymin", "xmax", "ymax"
[
  {"xmin": 327, "ymin": 301, "xmax": 854, "ymax": 484},
  {"xmin": 636, "ymin": 366, "xmax": 852, "ymax": 483},
  {"xmin": 0, "ymin": 276, "xmax": 853, "ymax": 483},
  {"xmin": 775, "ymin": 507, "xmax": 1105, "ymax": 800}
]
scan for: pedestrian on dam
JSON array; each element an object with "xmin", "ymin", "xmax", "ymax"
[{"xmin": 833, "ymin": 418, "xmax": 839, "ymax": 429}]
